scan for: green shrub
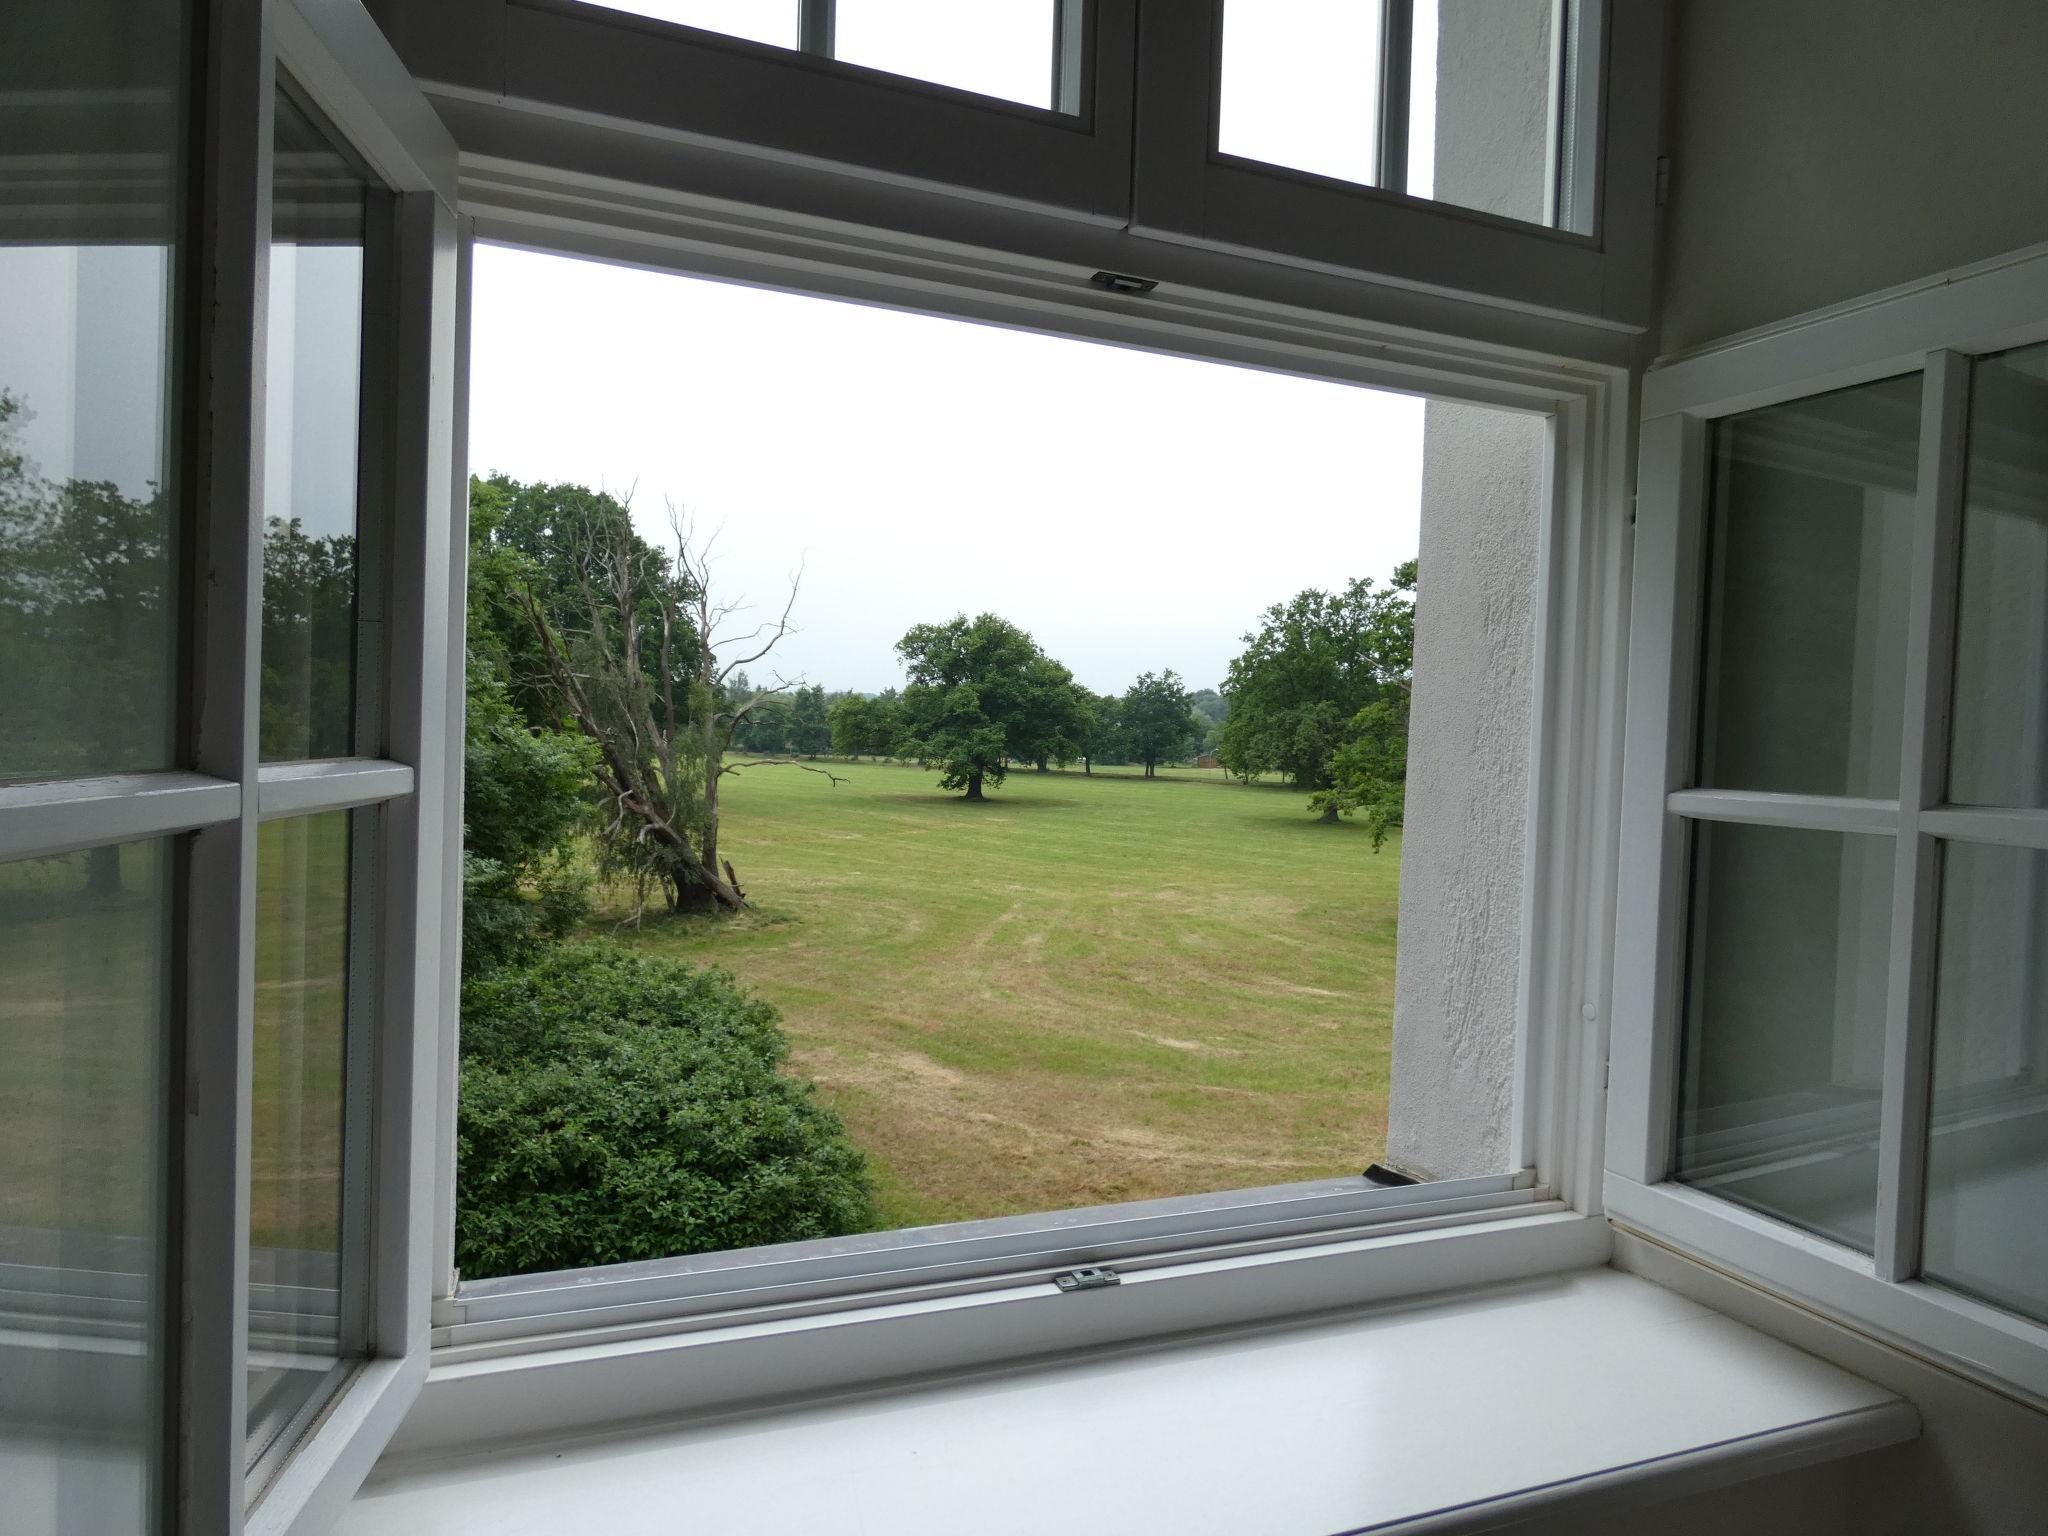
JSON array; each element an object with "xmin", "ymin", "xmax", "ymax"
[{"xmin": 456, "ymin": 942, "xmax": 875, "ymax": 1278}]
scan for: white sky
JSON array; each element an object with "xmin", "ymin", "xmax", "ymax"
[{"xmin": 469, "ymin": 246, "xmax": 1425, "ymax": 696}]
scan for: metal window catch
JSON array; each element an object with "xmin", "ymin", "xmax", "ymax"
[
  {"xmin": 1052, "ymin": 1266, "xmax": 1121, "ymax": 1293},
  {"xmin": 1088, "ymin": 270, "xmax": 1158, "ymax": 296}
]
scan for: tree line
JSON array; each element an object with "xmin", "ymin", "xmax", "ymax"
[{"xmin": 462, "ymin": 473, "xmax": 1415, "ymax": 921}]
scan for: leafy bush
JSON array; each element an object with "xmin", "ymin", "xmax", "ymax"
[
  {"xmin": 461, "ymin": 658, "xmax": 596, "ymax": 974},
  {"xmin": 456, "ymin": 943, "xmax": 875, "ymax": 1278}
]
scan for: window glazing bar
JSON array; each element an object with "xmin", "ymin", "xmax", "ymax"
[
  {"xmin": 1873, "ymin": 350, "xmax": 1971, "ymax": 1284},
  {"xmin": 1375, "ymin": 0, "xmax": 1412, "ymax": 194},
  {"xmin": 799, "ymin": 0, "xmax": 835, "ymax": 59},
  {"xmin": 0, "ymin": 773, "xmax": 240, "ymax": 862},
  {"xmin": 1664, "ymin": 788, "xmax": 1901, "ymax": 835},
  {"xmin": 1918, "ymin": 806, "xmax": 2048, "ymax": 850},
  {"xmin": 254, "ymin": 759, "xmax": 415, "ymax": 821}
]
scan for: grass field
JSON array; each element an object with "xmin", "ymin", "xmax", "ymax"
[{"xmin": 597, "ymin": 757, "xmax": 1403, "ymax": 1230}]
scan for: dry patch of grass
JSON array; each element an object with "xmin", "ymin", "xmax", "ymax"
[{"xmin": 599, "ymin": 758, "xmax": 1402, "ymax": 1230}]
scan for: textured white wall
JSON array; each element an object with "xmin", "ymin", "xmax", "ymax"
[
  {"xmin": 1383, "ymin": 1, "xmax": 1551, "ymax": 1181},
  {"xmin": 1385, "ymin": 401, "xmax": 1542, "ymax": 1179}
]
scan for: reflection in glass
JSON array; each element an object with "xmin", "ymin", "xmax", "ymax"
[
  {"xmin": 836, "ymin": 0, "xmax": 1060, "ymax": 110},
  {"xmin": 1949, "ymin": 342, "xmax": 2048, "ymax": 808},
  {"xmin": 0, "ymin": 0, "xmax": 187, "ymax": 785},
  {"xmin": 1219, "ymin": 0, "xmax": 1384, "ymax": 187},
  {"xmin": 1696, "ymin": 374, "xmax": 1922, "ymax": 798},
  {"xmin": 1922, "ymin": 842, "xmax": 2048, "ymax": 1324},
  {"xmin": 247, "ymin": 811, "xmax": 360, "ymax": 1469},
  {"xmin": 0, "ymin": 841, "xmax": 172, "ymax": 1535},
  {"xmin": 1673, "ymin": 822, "xmax": 1893, "ymax": 1252},
  {"xmin": 1417, "ymin": 0, "xmax": 1560, "ymax": 225},
  {"xmin": 261, "ymin": 87, "xmax": 371, "ymax": 761},
  {"xmin": 580, "ymin": 0, "xmax": 801, "ymax": 49}
]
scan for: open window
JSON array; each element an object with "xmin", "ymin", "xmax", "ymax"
[{"xmin": 1609, "ymin": 248, "xmax": 2048, "ymax": 1406}]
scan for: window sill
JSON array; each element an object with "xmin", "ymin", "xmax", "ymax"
[{"xmin": 335, "ymin": 1265, "xmax": 1913, "ymax": 1536}]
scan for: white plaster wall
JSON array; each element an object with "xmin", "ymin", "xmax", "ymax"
[
  {"xmin": 1385, "ymin": 402, "xmax": 1542, "ymax": 1180},
  {"xmin": 1383, "ymin": 2, "xmax": 1551, "ymax": 1181},
  {"xmin": 1660, "ymin": 0, "xmax": 2048, "ymax": 355}
]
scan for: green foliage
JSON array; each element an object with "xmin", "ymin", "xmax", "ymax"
[
  {"xmin": 456, "ymin": 943, "xmax": 875, "ymax": 1276},
  {"xmin": 1220, "ymin": 561, "xmax": 1417, "ymax": 809},
  {"xmin": 786, "ymin": 683, "xmax": 831, "ymax": 757},
  {"xmin": 1120, "ymin": 669, "xmax": 1202, "ymax": 776},
  {"xmin": 461, "ymin": 658, "xmax": 597, "ymax": 973},
  {"xmin": 1078, "ymin": 688, "xmax": 1124, "ymax": 770},
  {"xmin": 894, "ymin": 613, "xmax": 1077, "ymax": 797},
  {"xmin": 1307, "ymin": 698, "xmax": 1410, "ymax": 849},
  {"xmin": 0, "ymin": 391, "xmax": 176, "ymax": 780},
  {"xmin": 828, "ymin": 690, "xmax": 903, "ymax": 759},
  {"xmin": 258, "ymin": 517, "xmax": 357, "ymax": 759}
]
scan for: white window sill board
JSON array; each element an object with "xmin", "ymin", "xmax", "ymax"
[{"xmin": 334, "ymin": 1268, "xmax": 1914, "ymax": 1535}]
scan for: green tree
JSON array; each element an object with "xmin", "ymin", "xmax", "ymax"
[
  {"xmin": 894, "ymin": 613, "xmax": 1070, "ymax": 800},
  {"xmin": 1307, "ymin": 697, "xmax": 1410, "ymax": 850},
  {"xmin": 787, "ymin": 683, "xmax": 831, "ymax": 757},
  {"xmin": 1220, "ymin": 561, "xmax": 1416, "ymax": 821},
  {"xmin": 1078, "ymin": 689, "xmax": 1123, "ymax": 774},
  {"xmin": 461, "ymin": 657, "xmax": 599, "ymax": 974},
  {"xmin": 1121, "ymin": 669, "xmax": 1201, "ymax": 778},
  {"xmin": 828, "ymin": 690, "xmax": 902, "ymax": 760}
]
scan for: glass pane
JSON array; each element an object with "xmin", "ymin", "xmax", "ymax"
[
  {"xmin": 581, "ymin": 0, "xmax": 801, "ymax": 49},
  {"xmin": 1922, "ymin": 841, "xmax": 2048, "ymax": 1323},
  {"xmin": 0, "ymin": 0, "xmax": 188, "ymax": 785},
  {"xmin": 1949, "ymin": 342, "xmax": 2048, "ymax": 808},
  {"xmin": 1404, "ymin": 0, "xmax": 1437, "ymax": 198},
  {"xmin": 247, "ymin": 811, "xmax": 360, "ymax": 1469},
  {"xmin": 1219, "ymin": 0, "xmax": 1385, "ymax": 187},
  {"xmin": 261, "ymin": 87, "xmax": 370, "ymax": 762},
  {"xmin": 836, "ymin": 0, "xmax": 1060, "ymax": 110},
  {"xmin": 1696, "ymin": 374, "xmax": 1922, "ymax": 798},
  {"xmin": 0, "ymin": 841, "xmax": 172, "ymax": 1536},
  {"xmin": 1673, "ymin": 822, "xmax": 1893, "ymax": 1252},
  {"xmin": 1417, "ymin": 0, "xmax": 1559, "ymax": 224}
]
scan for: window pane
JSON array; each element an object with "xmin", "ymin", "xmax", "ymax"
[
  {"xmin": 835, "ymin": 0, "xmax": 1060, "ymax": 110},
  {"xmin": 1696, "ymin": 374, "xmax": 1921, "ymax": 798},
  {"xmin": 1416, "ymin": 0, "xmax": 1560, "ymax": 225},
  {"xmin": 1219, "ymin": 0, "xmax": 1384, "ymax": 187},
  {"xmin": 0, "ymin": 841, "xmax": 172, "ymax": 1536},
  {"xmin": 1922, "ymin": 841, "xmax": 2048, "ymax": 1323},
  {"xmin": 262, "ymin": 87, "xmax": 371, "ymax": 762},
  {"xmin": 1673, "ymin": 822, "xmax": 1893, "ymax": 1252},
  {"xmin": 247, "ymin": 810, "xmax": 362, "ymax": 1471},
  {"xmin": 0, "ymin": 0, "xmax": 188, "ymax": 785},
  {"xmin": 1949, "ymin": 342, "xmax": 2048, "ymax": 808},
  {"xmin": 581, "ymin": 0, "xmax": 800, "ymax": 49}
]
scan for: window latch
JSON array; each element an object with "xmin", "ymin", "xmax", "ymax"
[
  {"xmin": 1089, "ymin": 270, "xmax": 1158, "ymax": 296},
  {"xmin": 1052, "ymin": 1266, "xmax": 1122, "ymax": 1293}
]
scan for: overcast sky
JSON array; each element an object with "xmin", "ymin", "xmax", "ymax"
[{"xmin": 470, "ymin": 251, "xmax": 1426, "ymax": 696}]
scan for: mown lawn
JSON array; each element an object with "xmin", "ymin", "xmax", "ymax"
[{"xmin": 597, "ymin": 758, "xmax": 1402, "ymax": 1230}]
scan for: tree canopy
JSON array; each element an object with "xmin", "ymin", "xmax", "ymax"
[
  {"xmin": 1121, "ymin": 669, "xmax": 1201, "ymax": 777},
  {"xmin": 1220, "ymin": 562, "xmax": 1416, "ymax": 824},
  {"xmin": 894, "ymin": 613, "xmax": 1075, "ymax": 799}
]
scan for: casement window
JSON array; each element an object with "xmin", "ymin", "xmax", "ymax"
[
  {"xmin": 362, "ymin": 0, "xmax": 1662, "ymax": 334},
  {"xmin": 1608, "ymin": 249, "xmax": 2048, "ymax": 1407},
  {"xmin": 0, "ymin": 3, "xmax": 460, "ymax": 1532},
  {"xmin": 6, "ymin": 1, "xmax": 1662, "ymax": 1528}
]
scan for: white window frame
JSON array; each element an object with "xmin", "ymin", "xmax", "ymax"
[
  {"xmin": 1606, "ymin": 239, "xmax": 2048, "ymax": 1412},
  {"xmin": 0, "ymin": 2, "xmax": 457, "ymax": 1532},
  {"xmin": 1128, "ymin": 0, "xmax": 1665, "ymax": 330},
  {"xmin": 2, "ymin": 0, "xmax": 1650, "ymax": 1511},
  {"xmin": 359, "ymin": 0, "xmax": 1139, "ymax": 224},
  {"xmin": 404, "ymin": 122, "xmax": 1640, "ymax": 1417}
]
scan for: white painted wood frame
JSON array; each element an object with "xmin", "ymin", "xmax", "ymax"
[{"xmin": 1607, "ymin": 240, "xmax": 2048, "ymax": 1411}]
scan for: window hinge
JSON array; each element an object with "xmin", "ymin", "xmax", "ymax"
[
  {"xmin": 1654, "ymin": 155, "xmax": 1672, "ymax": 208},
  {"xmin": 1052, "ymin": 1266, "xmax": 1122, "ymax": 1293}
]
